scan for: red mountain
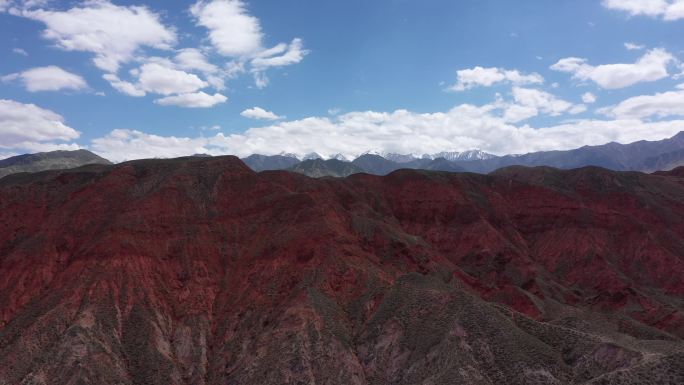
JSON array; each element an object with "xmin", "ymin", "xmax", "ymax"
[{"xmin": 1, "ymin": 156, "xmax": 683, "ymax": 385}]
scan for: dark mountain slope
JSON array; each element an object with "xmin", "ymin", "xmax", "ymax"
[
  {"xmin": 289, "ymin": 158, "xmax": 366, "ymax": 177},
  {"xmin": 241, "ymin": 154, "xmax": 300, "ymax": 171},
  {"xmin": 351, "ymin": 155, "xmax": 466, "ymax": 175},
  {"xmin": 351, "ymin": 154, "xmax": 401, "ymax": 175},
  {"xmin": 423, "ymin": 157, "xmax": 466, "ymax": 172},
  {"xmin": 0, "ymin": 157, "xmax": 683, "ymax": 384},
  {"xmin": 0, "ymin": 149, "xmax": 111, "ymax": 179}
]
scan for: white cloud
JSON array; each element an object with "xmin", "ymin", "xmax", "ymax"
[
  {"xmin": 154, "ymin": 91, "xmax": 227, "ymax": 108},
  {"xmin": 448, "ymin": 66, "xmax": 543, "ymax": 91},
  {"xmin": 599, "ymin": 89, "xmax": 684, "ymax": 119},
  {"xmin": 174, "ymin": 49, "xmax": 225, "ymax": 90},
  {"xmin": 569, "ymin": 105, "xmax": 588, "ymax": 114},
  {"xmin": 582, "ymin": 92, "xmax": 597, "ymax": 103},
  {"xmin": 2, "ymin": 65, "xmax": 87, "ymax": 92},
  {"xmin": 190, "ymin": 0, "xmax": 262, "ymax": 57},
  {"xmin": 225, "ymin": 60, "xmax": 246, "ymax": 78},
  {"xmin": 12, "ymin": 47, "xmax": 27, "ymax": 56},
  {"xmin": 551, "ymin": 48, "xmax": 675, "ymax": 89},
  {"xmin": 241, "ymin": 107, "xmax": 282, "ymax": 120},
  {"xmin": 252, "ymin": 71, "xmax": 269, "ymax": 89},
  {"xmin": 204, "ymin": 75, "xmax": 225, "ymax": 91},
  {"xmin": 8, "ymin": 141, "xmax": 82, "ymax": 153},
  {"xmin": 104, "ymin": 62, "xmax": 212, "ymax": 100},
  {"xmin": 86, "ymin": 93, "xmax": 684, "ymax": 161},
  {"xmin": 668, "ymin": 1, "xmax": 684, "ymax": 20},
  {"xmin": 137, "ymin": 63, "xmax": 208, "ymax": 95},
  {"xmin": 602, "ymin": 0, "xmax": 684, "ymax": 21},
  {"xmin": 6, "ymin": 0, "xmax": 305, "ymax": 96},
  {"xmin": 0, "ymin": 152, "xmax": 19, "ymax": 160},
  {"xmin": 0, "ymin": 99, "xmax": 80, "ymax": 150},
  {"xmin": 175, "ymin": 48, "xmax": 218, "ymax": 74},
  {"xmin": 251, "ymin": 38, "xmax": 308, "ymax": 69},
  {"xmin": 103, "ymin": 74, "xmax": 145, "ymax": 97},
  {"xmin": 624, "ymin": 42, "xmax": 645, "ymax": 51},
  {"xmin": 14, "ymin": 0, "xmax": 176, "ymax": 72},
  {"xmin": 502, "ymin": 87, "xmax": 576, "ymax": 122},
  {"xmin": 190, "ymin": 0, "xmax": 307, "ymax": 88},
  {"xmin": 248, "ymin": 38, "xmax": 308, "ymax": 88},
  {"xmin": 91, "ymin": 129, "xmax": 209, "ymax": 162}
]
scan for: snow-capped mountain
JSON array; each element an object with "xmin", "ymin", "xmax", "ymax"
[
  {"xmin": 383, "ymin": 153, "xmax": 422, "ymax": 163},
  {"xmin": 303, "ymin": 152, "xmax": 323, "ymax": 160},
  {"xmin": 360, "ymin": 150, "xmax": 422, "ymax": 163},
  {"xmin": 278, "ymin": 152, "xmax": 300, "ymax": 160},
  {"xmin": 328, "ymin": 153, "xmax": 349, "ymax": 161},
  {"xmin": 359, "ymin": 149, "xmax": 496, "ymax": 163},
  {"xmin": 427, "ymin": 150, "xmax": 497, "ymax": 161}
]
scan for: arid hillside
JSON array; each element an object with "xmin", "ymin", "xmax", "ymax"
[{"xmin": 0, "ymin": 157, "xmax": 683, "ymax": 385}]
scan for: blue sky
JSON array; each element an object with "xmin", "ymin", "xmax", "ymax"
[{"xmin": 1, "ymin": 0, "xmax": 684, "ymax": 161}]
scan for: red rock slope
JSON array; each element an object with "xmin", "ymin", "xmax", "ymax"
[{"xmin": 0, "ymin": 156, "xmax": 683, "ymax": 385}]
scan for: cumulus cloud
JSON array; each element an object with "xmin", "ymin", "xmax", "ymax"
[
  {"xmin": 169, "ymin": 49, "xmax": 226, "ymax": 90},
  {"xmin": 137, "ymin": 63, "xmax": 208, "ymax": 95},
  {"xmin": 241, "ymin": 107, "xmax": 282, "ymax": 120},
  {"xmin": 599, "ymin": 89, "xmax": 684, "ymax": 119},
  {"xmin": 190, "ymin": 0, "xmax": 262, "ymax": 57},
  {"xmin": 0, "ymin": 99, "xmax": 80, "ymax": 150},
  {"xmin": 2, "ymin": 65, "xmax": 87, "ymax": 92},
  {"xmin": 91, "ymin": 129, "xmax": 209, "ymax": 162},
  {"xmin": 602, "ymin": 0, "xmax": 684, "ymax": 21},
  {"xmin": 13, "ymin": 0, "xmax": 176, "ymax": 72},
  {"xmin": 448, "ymin": 66, "xmax": 543, "ymax": 91},
  {"xmin": 501, "ymin": 88, "xmax": 578, "ymax": 122},
  {"xmin": 154, "ymin": 91, "xmax": 227, "ymax": 108},
  {"xmin": 5, "ymin": 0, "xmax": 306, "ymax": 97},
  {"xmin": 551, "ymin": 48, "xmax": 676, "ymax": 89},
  {"xmin": 12, "ymin": 47, "xmax": 28, "ymax": 56},
  {"xmin": 86, "ymin": 94, "xmax": 684, "ymax": 161},
  {"xmin": 103, "ymin": 62, "xmax": 214, "ymax": 101},
  {"xmin": 175, "ymin": 48, "xmax": 218, "ymax": 74},
  {"xmin": 582, "ymin": 92, "xmax": 597, "ymax": 104},
  {"xmin": 102, "ymin": 74, "xmax": 145, "ymax": 97},
  {"xmin": 190, "ymin": 0, "xmax": 308, "ymax": 88}
]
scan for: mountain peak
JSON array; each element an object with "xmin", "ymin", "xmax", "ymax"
[
  {"xmin": 277, "ymin": 151, "xmax": 300, "ymax": 160},
  {"xmin": 329, "ymin": 153, "xmax": 348, "ymax": 161},
  {"xmin": 303, "ymin": 152, "xmax": 323, "ymax": 160}
]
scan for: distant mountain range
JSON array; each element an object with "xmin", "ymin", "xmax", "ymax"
[
  {"xmin": 242, "ymin": 131, "xmax": 684, "ymax": 177},
  {"xmin": 0, "ymin": 149, "xmax": 111, "ymax": 179},
  {"xmin": 2, "ymin": 132, "xmax": 684, "ymax": 179},
  {"xmin": 454, "ymin": 131, "xmax": 684, "ymax": 173}
]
